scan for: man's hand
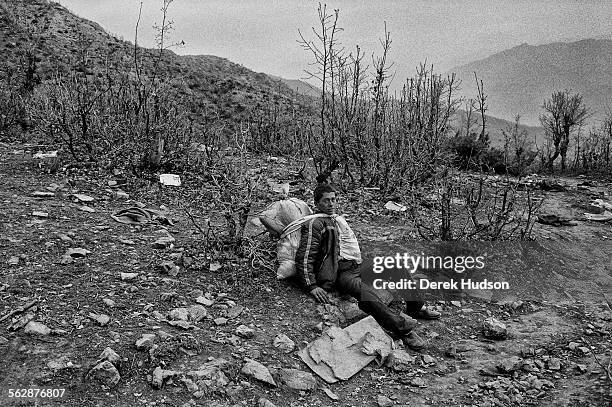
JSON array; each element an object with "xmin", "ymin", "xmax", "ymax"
[{"xmin": 310, "ymin": 287, "xmax": 330, "ymax": 303}]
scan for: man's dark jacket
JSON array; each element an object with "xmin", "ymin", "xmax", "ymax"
[{"xmin": 294, "ymin": 215, "xmax": 339, "ymax": 292}]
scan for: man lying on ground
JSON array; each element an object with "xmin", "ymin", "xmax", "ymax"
[{"xmin": 294, "ymin": 184, "xmax": 440, "ymax": 351}]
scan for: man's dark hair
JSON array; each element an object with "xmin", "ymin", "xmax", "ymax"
[{"xmin": 314, "ymin": 184, "xmax": 337, "ymax": 203}]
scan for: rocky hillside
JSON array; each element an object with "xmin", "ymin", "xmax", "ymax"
[
  {"xmin": 0, "ymin": 0, "xmax": 314, "ymax": 125},
  {"xmin": 450, "ymin": 39, "xmax": 612, "ymax": 125}
]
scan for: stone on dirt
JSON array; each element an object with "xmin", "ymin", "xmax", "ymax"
[
  {"xmin": 483, "ymin": 317, "xmax": 508, "ymax": 339},
  {"xmin": 235, "ymin": 325, "xmax": 254, "ymax": 339},
  {"xmin": 152, "ymin": 236, "xmax": 175, "ymax": 249},
  {"xmin": 98, "ymin": 347, "xmax": 121, "ymax": 366},
  {"xmin": 410, "ymin": 377, "xmax": 427, "ymax": 387},
  {"xmin": 89, "ymin": 313, "xmax": 110, "ymax": 326},
  {"xmin": 72, "ymin": 193, "xmax": 95, "ymax": 202},
  {"xmin": 547, "ymin": 357, "xmax": 561, "ymax": 370},
  {"xmin": 160, "ymin": 260, "xmax": 180, "ymax": 276},
  {"xmin": 257, "ymin": 398, "xmax": 278, "ymax": 407},
  {"xmin": 227, "ymin": 305, "xmax": 244, "ymax": 319},
  {"xmin": 168, "ymin": 307, "xmax": 190, "ymax": 321},
  {"xmin": 195, "ymin": 296, "xmax": 214, "ymax": 306},
  {"xmin": 377, "ymin": 394, "xmax": 394, "ymax": 407},
  {"xmin": 278, "ymin": 368, "xmax": 316, "ymax": 390},
  {"xmin": 322, "ymin": 388, "xmax": 339, "ymax": 400},
  {"xmin": 88, "ymin": 360, "xmax": 120, "ymax": 387},
  {"xmin": 120, "ymin": 272, "xmax": 139, "ymax": 281},
  {"xmin": 496, "ymin": 356, "xmax": 522, "ymax": 373},
  {"xmin": 188, "ymin": 305, "xmax": 207, "ymax": 322},
  {"xmin": 386, "ymin": 349, "xmax": 416, "ymax": 371},
  {"xmin": 102, "ymin": 298, "xmax": 115, "ymax": 307},
  {"xmin": 24, "ymin": 321, "xmax": 51, "ymax": 336},
  {"xmin": 181, "ymin": 377, "xmax": 199, "ymax": 392},
  {"xmin": 135, "ymin": 333, "xmax": 156, "ymax": 350},
  {"xmin": 273, "ymin": 334, "xmax": 295, "ymax": 353},
  {"xmin": 151, "ymin": 366, "xmax": 179, "ymax": 389},
  {"xmin": 241, "ymin": 358, "xmax": 276, "ymax": 386},
  {"xmin": 214, "ymin": 317, "xmax": 228, "ymax": 326},
  {"xmin": 422, "ymin": 354, "xmax": 436, "ymax": 364}
]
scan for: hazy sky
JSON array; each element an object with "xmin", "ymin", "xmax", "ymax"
[{"xmin": 56, "ymin": 0, "xmax": 612, "ymax": 85}]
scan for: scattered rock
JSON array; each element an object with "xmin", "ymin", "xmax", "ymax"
[
  {"xmin": 322, "ymin": 388, "xmax": 339, "ymax": 400},
  {"xmin": 277, "ymin": 368, "xmax": 316, "ymax": 390},
  {"xmin": 450, "ymin": 301, "xmax": 462, "ymax": 307},
  {"xmin": 181, "ymin": 377, "xmax": 199, "ymax": 392},
  {"xmin": 151, "ymin": 366, "xmax": 179, "ymax": 389},
  {"xmin": 168, "ymin": 308, "xmax": 190, "ymax": 321},
  {"xmin": 422, "ymin": 354, "xmax": 436, "ymax": 364},
  {"xmin": 547, "ymin": 357, "xmax": 561, "ymax": 370},
  {"xmin": 214, "ymin": 317, "xmax": 228, "ymax": 326},
  {"xmin": 87, "ymin": 360, "xmax": 120, "ymax": 387},
  {"xmin": 135, "ymin": 334, "xmax": 156, "ymax": 350},
  {"xmin": 273, "ymin": 334, "xmax": 295, "ymax": 353},
  {"xmin": 409, "ymin": 377, "xmax": 427, "ymax": 387},
  {"xmin": 235, "ymin": 325, "xmax": 254, "ymax": 339},
  {"xmin": 483, "ymin": 317, "xmax": 507, "ymax": 339},
  {"xmin": 209, "ymin": 262, "xmax": 222, "ymax": 272},
  {"xmin": 47, "ymin": 356, "xmax": 72, "ymax": 371},
  {"xmin": 241, "ymin": 358, "xmax": 276, "ymax": 386},
  {"xmin": 79, "ymin": 205, "xmax": 96, "ymax": 213},
  {"xmin": 23, "ymin": 321, "xmax": 51, "ymax": 336},
  {"xmin": 227, "ymin": 305, "xmax": 244, "ymax": 319},
  {"xmin": 195, "ymin": 296, "xmax": 214, "ymax": 306},
  {"xmin": 166, "ymin": 320, "xmax": 194, "ymax": 330},
  {"xmin": 98, "ymin": 347, "xmax": 121, "ymax": 366},
  {"xmin": 58, "ymin": 233, "xmax": 73, "ymax": 242},
  {"xmin": 8, "ymin": 256, "xmax": 19, "ymax": 266},
  {"xmin": 188, "ymin": 305, "xmax": 207, "ymax": 322},
  {"xmin": 115, "ymin": 190, "xmax": 129, "ymax": 199},
  {"xmin": 89, "ymin": 313, "xmax": 110, "ymax": 326},
  {"xmin": 496, "ymin": 356, "xmax": 522, "ymax": 373},
  {"xmin": 32, "ymin": 211, "xmax": 49, "ymax": 218},
  {"xmin": 72, "ymin": 193, "xmax": 95, "ymax": 202},
  {"xmin": 32, "ymin": 191, "xmax": 55, "ymax": 197},
  {"xmin": 152, "ymin": 236, "xmax": 175, "ymax": 249},
  {"xmin": 159, "ymin": 261, "xmax": 180, "ymax": 276},
  {"xmin": 257, "ymin": 398, "xmax": 278, "ymax": 407},
  {"xmin": 384, "ymin": 201, "xmax": 407, "ymax": 212},
  {"xmin": 577, "ymin": 346, "xmax": 590, "ymax": 355},
  {"xmin": 386, "ymin": 349, "xmax": 416, "ymax": 371},
  {"xmin": 120, "ymin": 272, "xmax": 139, "ymax": 281},
  {"xmin": 103, "ymin": 298, "xmax": 116, "ymax": 307},
  {"xmin": 377, "ymin": 394, "xmax": 394, "ymax": 407}
]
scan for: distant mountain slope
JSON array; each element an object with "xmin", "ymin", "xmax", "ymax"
[
  {"xmin": 0, "ymin": 0, "xmax": 314, "ymax": 126},
  {"xmin": 268, "ymin": 75, "xmax": 321, "ymax": 99},
  {"xmin": 450, "ymin": 39, "xmax": 612, "ymax": 126},
  {"xmin": 452, "ymin": 111, "xmax": 545, "ymax": 150}
]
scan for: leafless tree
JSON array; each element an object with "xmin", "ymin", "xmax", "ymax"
[{"xmin": 539, "ymin": 89, "xmax": 590, "ymax": 172}]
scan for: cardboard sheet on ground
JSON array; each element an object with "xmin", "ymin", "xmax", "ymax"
[{"xmin": 298, "ymin": 316, "xmax": 392, "ymax": 383}]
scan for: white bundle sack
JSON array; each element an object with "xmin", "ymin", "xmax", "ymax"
[
  {"xmin": 258, "ymin": 198, "xmax": 312, "ymax": 236},
  {"xmin": 276, "ymin": 214, "xmax": 361, "ymax": 279}
]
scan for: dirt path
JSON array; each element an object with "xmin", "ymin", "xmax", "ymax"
[{"xmin": 0, "ymin": 144, "xmax": 610, "ymax": 407}]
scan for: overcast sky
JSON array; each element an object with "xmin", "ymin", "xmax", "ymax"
[{"xmin": 56, "ymin": 0, "xmax": 612, "ymax": 85}]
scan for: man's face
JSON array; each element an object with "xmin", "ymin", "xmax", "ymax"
[{"xmin": 316, "ymin": 192, "xmax": 336, "ymax": 215}]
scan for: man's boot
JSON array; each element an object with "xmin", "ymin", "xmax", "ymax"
[{"xmin": 402, "ymin": 331, "xmax": 426, "ymax": 351}]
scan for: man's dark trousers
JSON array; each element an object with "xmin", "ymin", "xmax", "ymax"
[{"xmin": 335, "ymin": 260, "xmax": 424, "ymax": 339}]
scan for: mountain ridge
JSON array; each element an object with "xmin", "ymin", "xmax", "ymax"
[{"xmin": 450, "ymin": 38, "xmax": 612, "ymax": 126}]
